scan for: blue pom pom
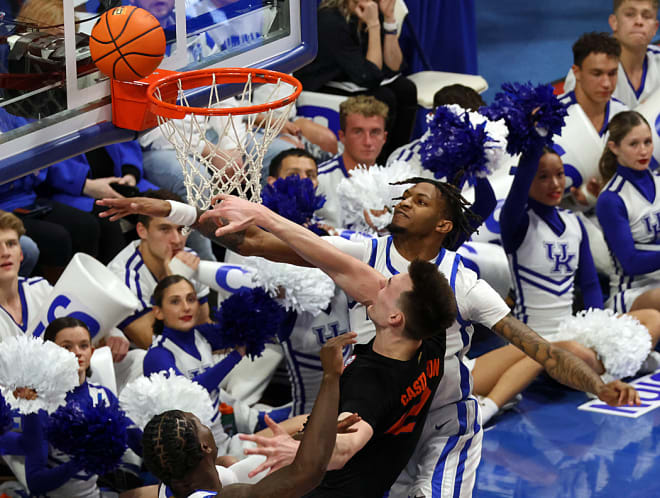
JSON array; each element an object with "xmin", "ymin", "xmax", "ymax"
[
  {"xmin": 481, "ymin": 82, "xmax": 568, "ymax": 156},
  {"xmin": 47, "ymin": 397, "xmax": 130, "ymax": 476},
  {"xmin": 261, "ymin": 175, "xmax": 326, "ymax": 227},
  {"xmin": 0, "ymin": 394, "xmax": 13, "ymax": 435},
  {"xmin": 420, "ymin": 106, "xmax": 493, "ymax": 185},
  {"xmin": 204, "ymin": 288, "xmax": 287, "ymax": 360}
]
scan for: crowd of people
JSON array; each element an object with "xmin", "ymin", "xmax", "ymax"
[{"xmin": 1, "ymin": 0, "xmax": 660, "ymax": 497}]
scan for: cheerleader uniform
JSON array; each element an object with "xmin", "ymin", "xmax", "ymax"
[
  {"xmin": 500, "ymin": 151, "xmax": 603, "ymax": 337},
  {"xmin": 597, "ymin": 165, "xmax": 660, "ymax": 312},
  {"xmin": 22, "ymin": 381, "xmax": 142, "ymax": 498}
]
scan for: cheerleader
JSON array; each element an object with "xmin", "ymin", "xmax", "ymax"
[
  {"xmin": 22, "ymin": 317, "xmax": 142, "ymax": 497},
  {"xmin": 597, "ymin": 110, "xmax": 660, "ymax": 313},
  {"xmin": 143, "ymin": 275, "xmax": 245, "ymax": 450}
]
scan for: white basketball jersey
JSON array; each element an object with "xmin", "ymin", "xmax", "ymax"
[
  {"xmin": 0, "ymin": 277, "xmax": 52, "ymax": 341},
  {"xmin": 603, "ymin": 172, "xmax": 660, "ymax": 311},
  {"xmin": 46, "ymin": 382, "xmax": 113, "ymax": 498},
  {"xmin": 316, "ymin": 155, "xmax": 350, "ymax": 228},
  {"xmin": 554, "ymin": 92, "xmax": 628, "ymax": 203},
  {"xmin": 508, "ymin": 209, "xmax": 582, "ymax": 337},
  {"xmin": 564, "ymin": 46, "xmax": 660, "ymax": 108},
  {"xmin": 279, "ymin": 288, "xmax": 351, "ymax": 416},
  {"xmin": 107, "ymin": 240, "xmax": 209, "ymax": 326},
  {"xmin": 326, "ymin": 235, "xmax": 510, "ymax": 409}
]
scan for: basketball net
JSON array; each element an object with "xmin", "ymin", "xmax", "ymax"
[{"xmin": 152, "ymin": 72, "xmax": 296, "ymax": 209}]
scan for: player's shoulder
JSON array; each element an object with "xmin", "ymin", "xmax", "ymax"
[
  {"xmin": 19, "ymin": 276, "xmax": 51, "ymax": 293},
  {"xmin": 646, "ymin": 44, "xmax": 660, "ymax": 58},
  {"xmin": 108, "ymin": 240, "xmax": 142, "ymax": 272},
  {"xmin": 317, "ymin": 156, "xmax": 344, "ymax": 175}
]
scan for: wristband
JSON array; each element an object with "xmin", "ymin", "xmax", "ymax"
[
  {"xmin": 165, "ymin": 200, "xmax": 198, "ymax": 226},
  {"xmin": 382, "ymin": 20, "xmax": 397, "ymax": 31},
  {"xmin": 383, "ymin": 28, "xmax": 398, "ymax": 35}
]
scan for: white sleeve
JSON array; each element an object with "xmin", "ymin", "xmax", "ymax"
[
  {"xmin": 323, "ymin": 235, "xmax": 372, "ymax": 263},
  {"xmin": 226, "ymin": 455, "xmax": 269, "ymax": 484},
  {"xmin": 454, "ymin": 263, "xmax": 510, "ymax": 328}
]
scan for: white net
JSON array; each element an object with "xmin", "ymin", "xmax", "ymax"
[{"xmin": 153, "ymin": 72, "xmax": 297, "ymax": 209}]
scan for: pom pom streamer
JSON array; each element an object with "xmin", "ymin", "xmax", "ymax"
[
  {"xmin": 119, "ymin": 369, "xmax": 216, "ymax": 430},
  {"xmin": 556, "ymin": 308, "xmax": 651, "ymax": 380},
  {"xmin": 244, "ymin": 257, "xmax": 335, "ymax": 316},
  {"xmin": 261, "ymin": 176, "xmax": 326, "ymax": 227},
  {"xmin": 337, "ymin": 161, "xmax": 425, "ymax": 233},
  {"xmin": 209, "ymin": 288, "xmax": 287, "ymax": 359},
  {"xmin": 47, "ymin": 397, "xmax": 130, "ymax": 476},
  {"xmin": 420, "ymin": 104, "xmax": 508, "ymax": 185},
  {"xmin": 481, "ymin": 82, "xmax": 568, "ymax": 156},
  {"xmin": 0, "ymin": 336, "xmax": 79, "ymax": 414},
  {"xmin": 0, "ymin": 394, "xmax": 12, "ymax": 435}
]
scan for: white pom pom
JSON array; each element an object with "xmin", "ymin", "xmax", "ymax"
[
  {"xmin": 336, "ymin": 161, "xmax": 428, "ymax": 232},
  {"xmin": 557, "ymin": 309, "xmax": 651, "ymax": 379},
  {"xmin": 243, "ymin": 257, "xmax": 335, "ymax": 316},
  {"xmin": 0, "ymin": 336, "xmax": 79, "ymax": 414},
  {"xmin": 119, "ymin": 369, "xmax": 216, "ymax": 430}
]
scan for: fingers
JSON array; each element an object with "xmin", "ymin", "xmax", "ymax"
[
  {"xmin": 326, "ymin": 331, "xmax": 358, "ymax": 349},
  {"xmin": 214, "ymin": 222, "xmax": 242, "ymax": 237},
  {"xmin": 210, "ymin": 193, "xmax": 231, "ymax": 206},
  {"xmin": 264, "ymin": 414, "xmax": 286, "ymax": 435},
  {"xmin": 238, "ymin": 434, "xmax": 270, "ymax": 446},
  {"xmin": 246, "ymin": 460, "xmax": 271, "ymax": 478}
]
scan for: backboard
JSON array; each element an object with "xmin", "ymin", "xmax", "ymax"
[{"xmin": 0, "ymin": 0, "xmax": 316, "ymax": 184}]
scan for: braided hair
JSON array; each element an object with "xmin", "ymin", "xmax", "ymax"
[
  {"xmin": 392, "ymin": 178, "xmax": 481, "ymax": 251},
  {"xmin": 142, "ymin": 410, "xmax": 205, "ymax": 486}
]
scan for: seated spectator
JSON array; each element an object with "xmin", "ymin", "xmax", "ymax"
[
  {"xmin": 294, "ymin": 0, "xmax": 417, "ymax": 159},
  {"xmin": 107, "ymin": 189, "xmax": 211, "ymax": 349}
]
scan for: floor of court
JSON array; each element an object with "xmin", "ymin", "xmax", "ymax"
[{"xmin": 474, "ymin": 374, "xmax": 660, "ymax": 497}]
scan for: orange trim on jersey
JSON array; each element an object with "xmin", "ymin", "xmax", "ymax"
[{"xmin": 385, "ymin": 386, "xmax": 432, "ymax": 436}]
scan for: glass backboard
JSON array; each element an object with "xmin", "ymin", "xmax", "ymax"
[{"xmin": 0, "ymin": 0, "xmax": 315, "ymax": 184}]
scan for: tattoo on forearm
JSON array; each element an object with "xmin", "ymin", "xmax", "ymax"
[
  {"xmin": 194, "ymin": 215, "xmax": 246, "ymax": 252},
  {"xmin": 493, "ymin": 314, "xmax": 601, "ymax": 393}
]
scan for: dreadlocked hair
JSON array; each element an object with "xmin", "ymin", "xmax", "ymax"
[
  {"xmin": 392, "ymin": 177, "xmax": 482, "ymax": 251},
  {"xmin": 142, "ymin": 410, "xmax": 205, "ymax": 486}
]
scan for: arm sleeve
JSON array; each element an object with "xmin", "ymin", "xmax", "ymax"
[
  {"xmin": 324, "ymin": 236, "xmax": 373, "ymax": 263},
  {"xmin": 574, "ymin": 218, "xmax": 603, "ymax": 309},
  {"xmin": 500, "ymin": 150, "xmax": 542, "ymax": 253},
  {"xmin": 44, "ymin": 155, "xmax": 91, "ymax": 196},
  {"xmin": 192, "ymin": 351, "xmax": 242, "ymax": 392},
  {"xmin": 319, "ymin": 10, "xmax": 383, "ymax": 88},
  {"xmin": 23, "ymin": 413, "xmax": 82, "ymax": 495},
  {"xmin": 455, "ymin": 177, "xmax": 497, "ymax": 247},
  {"xmin": 596, "ymin": 191, "xmax": 660, "ymax": 275},
  {"xmin": 105, "ymin": 142, "xmax": 144, "ymax": 182},
  {"xmin": 142, "ymin": 347, "xmax": 184, "ymax": 377},
  {"xmin": 0, "ymin": 432, "xmax": 24, "ymax": 455}
]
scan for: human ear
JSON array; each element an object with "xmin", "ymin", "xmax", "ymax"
[{"xmin": 435, "ymin": 219, "xmax": 453, "ymax": 235}]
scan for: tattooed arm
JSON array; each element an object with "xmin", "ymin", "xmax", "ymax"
[{"xmin": 491, "ymin": 313, "xmax": 640, "ymax": 406}]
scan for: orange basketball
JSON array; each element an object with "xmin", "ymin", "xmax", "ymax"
[{"xmin": 90, "ymin": 6, "xmax": 166, "ymax": 81}]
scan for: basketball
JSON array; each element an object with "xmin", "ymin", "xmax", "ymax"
[{"xmin": 90, "ymin": 6, "xmax": 166, "ymax": 82}]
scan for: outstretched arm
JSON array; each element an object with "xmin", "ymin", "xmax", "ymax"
[
  {"xmin": 491, "ymin": 314, "xmax": 640, "ymax": 406},
  {"xmin": 206, "ymin": 194, "xmax": 384, "ymax": 304},
  {"xmin": 96, "ymin": 197, "xmax": 309, "ymax": 266},
  {"xmin": 221, "ymin": 332, "xmax": 358, "ymax": 498}
]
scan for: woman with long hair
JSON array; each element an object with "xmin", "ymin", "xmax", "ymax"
[{"xmin": 596, "ymin": 110, "xmax": 660, "ymax": 313}]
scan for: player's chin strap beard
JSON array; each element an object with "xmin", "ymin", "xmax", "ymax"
[{"xmin": 386, "ymin": 222, "xmax": 407, "ymax": 235}]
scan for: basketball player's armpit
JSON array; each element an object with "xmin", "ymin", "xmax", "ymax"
[{"xmin": 492, "ymin": 314, "xmax": 602, "ymax": 394}]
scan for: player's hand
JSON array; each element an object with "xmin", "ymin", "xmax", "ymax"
[
  {"xmin": 239, "ymin": 414, "xmax": 299, "ymax": 477},
  {"xmin": 320, "ymin": 332, "xmax": 357, "ymax": 377},
  {"xmin": 118, "ymin": 174, "xmax": 137, "ymax": 187},
  {"xmin": 104, "ymin": 336, "xmax": 129, "ymax": 363},
  {"xmin": 337, "ymin": 412, "xmax": 362, "ymax": 434},
  {"xmin": 596, "ymin": 379, "xmax": 641, "ymax": 406},
  {"xmin": 202, "ymin": 193, "xmax": 262, "ymax": 237},
  {"xmin": 355, "ymin": 0, "xmax": 379, "ymax": 25},
  {"xmin": 83, "ymin": 177, "xmax": 124, "ymax": 200},
  {"xmin": 378, "ymin": 0, "xmax": 396, "ymax": 22},
  {"xmin": 96, "ymin": 197, "xmax": 172, "ymax": 221},
  {"xmin": 13, "ymin": 387, "xmax": 37, "ymax": 400}
]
